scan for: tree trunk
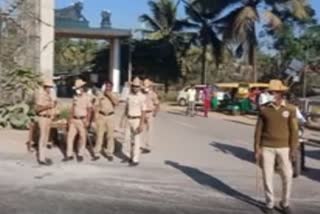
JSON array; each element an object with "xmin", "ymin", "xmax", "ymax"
[
  {"xmin": 201, "ymin": 44, "xmax": 207, "ymax": 84},
  {"xmin": 248, "ymin": 25, "xmax": 257, "ymax": 82},
  {"xmin": 248, "ymin": 43, "xmax": 257, "ymax": 82}
]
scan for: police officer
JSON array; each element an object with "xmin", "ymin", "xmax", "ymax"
[
  {"xmin": 123, "ymin": 77, "xmax": 146, "ymax": 166},
  {"xmin": 64, "ymin": 79, "xmax": 92, "ymax": 162},
  {"xmin": 141, "ymin": 78, "xmax": 159, "ymax": 153},
  {"xmin": 254, "ymin": 80, "xmax": 298, "ymax": 214},
  {"xmin": 93, "ymin": 80, "xmax": 119, "ymax": 161},
  {"xmin": 35, "ymin": 78, "xmax": 56, "ymax": 166}
]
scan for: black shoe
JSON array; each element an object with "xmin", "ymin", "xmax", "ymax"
[
  {"xmin": 39, "ymin": 158, "xmax": 53, "ymax": 166},
  {"xmin": 141, "ymin": 148, "xmax": 151, "ymax": 154},
  {"xmin": 280, "ymin": 204, "xmax": 292, "ymax": 214},
  {"xmin": 77, "ymin": 156, "xmax": 84, "ymax": 163},
  {"xmin": 264, "ymin": 208, "xmax": 274, "ymax": 214},
  {"xmin": 101, "ymin": 152, "xmax": 114, "ymax": 162},
  {"xmin": 62, "ymin": 156, "xmax": 74, "ymax": 162},
  {"xmin": 129, "ymin": 162, "xmax": 139, "ymax": 167},
  {"xmin": 106, "ymin": 156, "xmax": 114, "ymax": 162},
  {"xmin": 92, "ymin": 156, "xmax": 100, "ymax": 161},
  {"xmin": 121, "ymin": 158, "xmax": 130, "ymax": 163}
]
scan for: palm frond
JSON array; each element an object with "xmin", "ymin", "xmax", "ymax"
[
  {"xmin": 186, "ymin": 0, "xmax": 240, "ymax": 19},
  {"xmin": 219, "ymin": 6, "xmax": 258, "ymax": 43},
  {"xmin": 139, "ymin": 14, "xmax": 162, "ymax": 31},
  {"xmin": 264, "ymin": 11, "xmax": 282, "ymax": 30},
  {"xmin": 174, "ymin": 19, "xmax": 200, "ymax": 31},
  {"xmin": 291, "ymin": 0, "xmax": 309, "ymax": 19},
  {"xmin": 148, "ymin": 0, "xmax": 162, "ymax": 23},
  {"xmin": 208, "ymin": 29, "xmax": 224, "ymax": 66}
]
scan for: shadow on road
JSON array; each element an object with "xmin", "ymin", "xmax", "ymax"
[
  {"xmin": 224, "ymin": 119, "xmax": 255, "ymax": 127},
  {"xmin": 303, "ymin": 167, "xmax": 320, "ymax": 183},
  {"xmin": 210, "ymin": 142, "xmax": 254, "ymax": 164},
  {"xmin": 114, "ymin": 138, "xmax": 128, "ymax": 161},
  {"xmin": 165, "ymin": 161, "xmax": 264, "ymax": 211},
  {"xmin": 167, "ymin": 110, "xmax": 187, "ymax": 117}
]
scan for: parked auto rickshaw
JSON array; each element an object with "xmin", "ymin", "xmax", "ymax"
[{"xmin": 214, "ymin": 82, "xmax": 269, "ymax": 115}]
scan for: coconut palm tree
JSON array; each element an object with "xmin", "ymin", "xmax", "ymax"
[
  {"xmin": 216, "ymin": 0, "xmax": 310, "ymax": 82},
  {"xmin": 139, "ymin": 0, "xmax": 184, "ymax": 41},
  {"xmin": 180, "ymin": 0, "xmax": 240, "ymax": 84}
]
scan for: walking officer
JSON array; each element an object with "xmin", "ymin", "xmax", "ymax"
[
  {"xmin": 123, "ymin": 77, "xmax": 147, "ymax": 166},
  {"xmin": 141, "ymin": 78, "xmax": 159, "ymax": 153},
  {"xmin": 93, "ymin": 80, "xmax": 119, "ymax": 161},
  {"xmin": 64, "ymin": 79, "xmax": 93, "ymax": 162},
  {"xmin": 34, "ymin": 78, "xmax": 56, "ymax": 166},
  {"xmin": 254, "ymin": 80, "xmax": 298, "ymax": 214}
]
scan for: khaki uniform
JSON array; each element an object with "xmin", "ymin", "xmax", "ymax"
[
  {"xmin": 124, "ymin": 92, "xmax": 147, "ymax": 163},
  {"xmin": 142, "ymin": 90, "xmax": 159, "ymax": 150},
  {"xmin": 66, "ymin": 94, "xmax": 92, "ymax": 157},
  {"xmin": 35, "ymin": 88, "xmax": 55, "ymax": 162},
  {"xmin": 255, "ymin": 102, "xmax": 298, "ymax": 209},
  {"xmin": 94, "ymin": 93, "xmax": 118, "ymax": 157}
]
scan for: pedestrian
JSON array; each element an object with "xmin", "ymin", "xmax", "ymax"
[
  {"xmin": 254, "ymin": 79, "xmax": 299, "ymax": 214},
  {"xmin": 141, "ymin": 78, "xmax": 160, "ymax": 153},
  {"xmin": 63, "ymin": 79, "xmax": 93, "ymax": 162},
  {"xmin": 34, "ymin": 77, "xmax": 56, "ymax": 166},
  {"xmin": 186, "ymin": 84, "xmax": 197, "ymax": 117},
  {"xmin": 203, "ymin": 85, "xmax": 211, "ymax": 117},
  {"xmin": 122, "ymin": 77, "xmax": 146, "ymax": 167},
  {"xmin": 93, "ymin": 80, "xmax": 119, "ymax": 161}
]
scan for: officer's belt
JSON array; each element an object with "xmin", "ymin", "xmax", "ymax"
[
  {"xmin": 99, "ymin": 111, "xmax": 114, "ymax": 116},
  {"xmin": 145, "ymin": 110, "xmax": 153, "ymax": 113},
  {"xmin": 37, "ymin": 114, "xmax": 51, "ymax": 118},
  {"xmin": 127, "ymin": 115, "xmax": 141, "ymax": 119},
  {"xmin": 73, "ymin": 116, "xmax": 86, "ymax": 120}
]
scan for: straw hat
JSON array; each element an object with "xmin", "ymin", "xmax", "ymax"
[
  {"xmin": 143, "ymin": 79, "xmax": 153, "ymax": 88},
  {"xmin": 268, "ymin": 79, "xmax": 288, "ymax": 92},
  {"xmin": 42, "ymin": 78, "xmax": 54, "ymax": 87},
  {"xmin": 73, "ymin": 79, "xmax": 86, "ymax": 89},
  {"xmin": 131, "ymin": 77, "xmax": 141, "ymax": 87}
]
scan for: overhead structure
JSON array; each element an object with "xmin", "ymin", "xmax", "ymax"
[{"xmin": 39, "ymin": 0, "xmax": 131, "ymax": 92}]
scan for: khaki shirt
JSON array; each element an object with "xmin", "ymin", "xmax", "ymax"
[
  {"xmin": 126, "ymin": 92, "xmax": 147, "ymax": 117},
  {"xmin": 73, "ymin": 94, "xmax": 92, "ymax": 117},
  {"xmin": 95, "ymin": 93, "xmax": 118, "ymax": 115},
  {"xmin": 35, "ymin": 88, "xmax": 54, "ymax": 116},
  {"xmin": 144, "ymin": 90, "xmax": 159, "ymax": 111}
]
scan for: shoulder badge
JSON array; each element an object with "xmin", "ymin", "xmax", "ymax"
[{"xmin": 282, "ymin": 110, "xmax": 290, "ymax": 118}]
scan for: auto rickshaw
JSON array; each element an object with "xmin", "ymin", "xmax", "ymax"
[{"xmin": 214, "ymin": 82, "xmax": 269, "ymax": 115}]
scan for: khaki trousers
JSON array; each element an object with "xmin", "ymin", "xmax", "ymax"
[
  {"xmin": 94, "ymin": 114, "xmax": 115, "ymax": 156},
  {"xmin": 262, "ymin": 147, "xmax": 293, "ymax": 208},
  {"xmin": 143, "ymin": 112, "xmax": 154, "ymax": 150},
  {"xmin": 66, "ymin": 119, "xmax": 87, "ymax": 157},
  {"xmin": 38, "ymin": 117, "xmax": 52, "ymax": 162},
  {"xmin": 124, "ymin": 118, "xmax": 142, "ymax": 163}
]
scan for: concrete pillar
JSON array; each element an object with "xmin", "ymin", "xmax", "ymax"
[
  {"xmin": 109, "ymin": 38, "xmax": 121, "ymax": 92},
  {"xmin": 39, "ymin": 0, "xmax": 54, "ymax": 78}
]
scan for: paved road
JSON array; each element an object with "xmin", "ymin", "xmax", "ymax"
[{"xmin": 0, "ymin": 108, "xmax": 319, "ymax": 214}]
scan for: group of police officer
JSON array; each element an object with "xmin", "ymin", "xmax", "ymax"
[{"xmin": 33, "ymin": 76, "xmax": 159, "ymax": 167}]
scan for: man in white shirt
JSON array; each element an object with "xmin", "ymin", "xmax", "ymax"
[{"xmin": 186, "ymin": 84, "xmax": 197, "ymax": 117}]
